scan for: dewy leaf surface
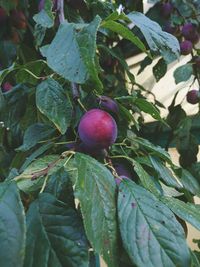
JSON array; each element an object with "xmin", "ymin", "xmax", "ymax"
[
  {"xmin": 118, "ymin": 180, "xmax": 190, "ymax": 267},
  {"xmin": 75, "ymin": 153, "xmax": 119, "ymax": 267},
  {"xmin": 24, "ymin": 193, "xmax": 89, "ymax": 267}
]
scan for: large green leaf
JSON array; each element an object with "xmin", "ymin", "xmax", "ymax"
[
  {"xmin": 174, "ymin": 64, "xmax": 193, "ymax": 84},
  {"xmin": 128, "ymin": 12, "xmax": 180, "ymax": 63},
  {"xmin": 0, "ymin": 182, "xmax": 26, "ymax": 267},
  {"xmin": 118, "ymin": 180, "xmax": 190, "ymax": 267},
  {"xmin": 24, "ymin": 193, "xmax": 89, "ymax": 267},
  {"xmin": 17, "ymin": 123, "xmax": 55, "ymax": 152},
  {"xmin": 36, "ymin": 78, "xmax": 72, "ymax": 134},
  {"xmin": 43, "ymin": 16, "xmax": 102, "ymax": 91},
  {"xmin": 162, "ymin": 197, "xmax": 200, "ymax": 231},
  {"xmin": 75, "ymin": 153, "xmax": 119, "ymax": 267}
]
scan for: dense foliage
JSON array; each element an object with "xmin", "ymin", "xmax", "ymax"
[{"xmin": 1, "ymin": 0, "xmax": 200, "ymax": 266}]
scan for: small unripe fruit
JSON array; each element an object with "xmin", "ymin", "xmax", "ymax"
[
  {"xmin": 10, "ymin": 10, "xmax": 27, "ymax": 29},
  {"xmin": 78, "ymin": 109, "xmax": 117, "ymax": 149},
  {"xmin": 2, "ymin": 82, "xmax": 13, "ymax": 92},
  {"xmin": 161, "ymin": 2, "xmax": 173, "ymax": 18},
  {"xmin": 98, "ymin": 96, "xmax": 119, "ymax": 115},
  {"xmin": 186, "ymin": 90, "xmax": 200, "ymax": 104},
  {"xmin": 180, "ymin": 40, "xmax": 193, "ymax": 55}
]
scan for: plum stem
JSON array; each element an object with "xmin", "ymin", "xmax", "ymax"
[
  {"xmin": 77, "ymin": 98, "xmax": 87, "ymax": 111},
  {"xmin": 71, "ymin": 82, "xmax": 80, "ymax": 100},
  {"xmin": 57, "ymin": 0, "xmax": 65, "ymax": 23}
]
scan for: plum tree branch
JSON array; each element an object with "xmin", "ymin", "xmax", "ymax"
[{"xmin": 57, "ymin": 0, "xmax": 65, "ymax": 23}]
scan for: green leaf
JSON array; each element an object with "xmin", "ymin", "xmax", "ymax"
[
  {"xmin": 0, "ymin": 1, "xmax": 17, "ymax": 12},
  {"xmin": 16, "ymin": 60, "xmax": 48, "ymax": 85},
  {"xmin": 0, "ymin": 182, "xmax": 25, "ymax": 267},
  {"xmin": 137, "ymin": 56, "xmax": 153, "ymax": 74},
  {"xmin": 133, "ymin": 160, "xmax": 161, "ymax": 197},
  {"xmin": 45, "ymin": 167, "xmax": 75, "ymax": 206},
  {"xmin": 134, "ymin": 98, "xmax": 162, "ymax": 121},
  {"xmin": 153, "ymin": 58, "xmax": 167, "ymax": 82},
  {"xmin": 133, "ymin": 137, "xmax": 171, "ymax": 162},
  {"xmin": 128, "ymin": 12, "xmax": 180, "ymax": 63},
  {"xmin": 149, "ymin": 156, "xmax": 182, "ymax": 188},
  {"xmin": 76, "ymin": 15, "xmax": 103, "ymax": 92},
  {"xmin": 174, "ymin": 64, "xmax": 193, "ymax": 84},
  {"xmin": 162, "ymin": 196, "xmax": 200, "ymax": 231},
  {"xmin": 118, "ymin": 180, "xmax": 190, "ymax": 267},
  {"xmin": 36, "ymin": 78, "xmax": 72, "ymax": 134},
  {"xmin": 24, "ymin": 193, "xmax": 89, "ymax": 267},
  {"xmin": 75, "ymin": 153, "xmax": 119, "ymax": 267},
  {"xmin": 17, "ymin": 123, "xmax": 55, "ymax": 151},
  {"xmin": 44, "ymin": 16, "xmax": 102, "ymax": 91},
  {"xmin": 15, "ymin": 155, "xmax": 60, "ymax": 193},
  {"xmin": 20, "ymin": 143, "xmax": 52, "ymax": 172},
  {"xmin": 33, "ymin": 9, "xmax": 54, "ymax": 28},
  {"xmin": 179, "ymin": 169, "xmax": 200, "ymax": 196},
  {"xmin": 101, "ymin": 20, "xmax": 148, "ymax": 55}
]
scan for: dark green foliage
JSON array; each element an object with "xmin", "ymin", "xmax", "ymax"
[{"xmin": 0, "ymin": 1, "xmax": 200, "ymax": 267}]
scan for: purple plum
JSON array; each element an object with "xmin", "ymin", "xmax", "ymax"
[
  {"xmin": 97, "ymin": 96, "xmax": 119, "ymax": 115},
  {"xmin": 180, "ymin": 40, "xmax": 193, "ymax": 55},
  {"xmin": 2, "ymin": 82, "xmax": 13, "ymax": 92},
  {"xmin": 181, "ymin": 23, "xmax": 198, "ymax": 43},
  {"xmin": 161, "ymin": 2, "xmax": 173, "ymax": 18},
  {"xmin": 186, "ymin": 90, "xmax": 200, "ymax": 104},
  {"xmin": 78, "ymin": 109, "xmax": 117, "ymax": 149}
]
